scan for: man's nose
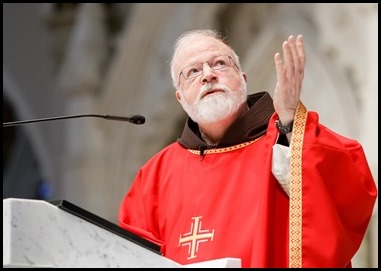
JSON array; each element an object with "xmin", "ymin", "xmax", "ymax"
[{"xmin": 201, "ymin": 62, "xmax": 217, "ymax": 84}]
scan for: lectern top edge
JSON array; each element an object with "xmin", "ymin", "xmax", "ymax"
[{"xmin": 50, "ymin": 199, "xmax": 162, "ymax": 255}]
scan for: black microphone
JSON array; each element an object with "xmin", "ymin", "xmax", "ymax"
[{"xmin": 3, "ymin": 114, "xmax": 146, "ymax": 127}]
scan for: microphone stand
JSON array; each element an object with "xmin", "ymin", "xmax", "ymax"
[{"xmin": 3, "ymin": 114, "xmax": 145, "ymax": 127}]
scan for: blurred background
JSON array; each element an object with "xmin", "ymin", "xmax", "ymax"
[{"xmin": 3, "ymin": 3, "xmax": 378, "ymax": 267}]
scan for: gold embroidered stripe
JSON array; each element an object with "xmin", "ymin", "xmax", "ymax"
[
  {"xmin": 289, "ymin": 102, "xmax": 307, "ymax": 268},
  {"xmin": 187, "ymin": 137, "xmax": 262, "ymax": 155}
]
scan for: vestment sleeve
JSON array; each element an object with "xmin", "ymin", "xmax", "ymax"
[{"xmin": 286, "ymin": 107, "xmax": 378, "ymax": 268}]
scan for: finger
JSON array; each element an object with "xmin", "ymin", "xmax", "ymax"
[
  {"xmin": 295, "ymin": 35, "xmax": 305, "ymax": 92},
  {"xmin": 296, "ymin": 35, "xmax": 306, "ymax": 70},
  {"xmin": 282, "ymin": 37, "xmax": 294, "ymax": 80},
  {"xmin": 274, "ymin": 52, "xmax": 284, "ymax": 84},
  {"xmin": 289, "ymin": 35, "xmax": 300, "ymax": 81}
]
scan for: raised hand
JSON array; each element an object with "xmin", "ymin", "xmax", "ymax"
[{"xmin": 273, "ymin": 35, "xmax": 306, "ymax": 125}]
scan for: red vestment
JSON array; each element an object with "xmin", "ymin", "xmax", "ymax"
[{"xmin": 119, "ymin": 95, "xmax": 377, "ymax": 268}]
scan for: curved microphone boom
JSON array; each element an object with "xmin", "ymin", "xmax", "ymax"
[{"xmin": 3, "ymin": 114, "xmax": 145, "ymax": 127}]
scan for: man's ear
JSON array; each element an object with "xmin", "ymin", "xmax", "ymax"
[
  {"xmin": 242, "ymin": 72, "xmax": 247, "ymax": 82},
  {"xmin": 175, "ymin": 90, "xmax": 182, "ymax": 102}
]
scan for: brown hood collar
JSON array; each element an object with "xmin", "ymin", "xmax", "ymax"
[{"xmin": 177, "ymin": 91, "xmax": 274, "ymax": 151}]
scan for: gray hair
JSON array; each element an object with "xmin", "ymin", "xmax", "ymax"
[{"xmin": 170, "ymin": 29, "xmax": 241, "ymax": 88}]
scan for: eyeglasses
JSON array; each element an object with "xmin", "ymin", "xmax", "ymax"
[{"xmin": 178, "ymin": 54, "xmax": 238, "ymax": 85}]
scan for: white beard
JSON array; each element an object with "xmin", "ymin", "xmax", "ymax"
[{"xmin": 181, "ymin": 80, "xmax": 247, "ymax": 124}]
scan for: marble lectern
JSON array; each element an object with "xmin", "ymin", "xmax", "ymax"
[{"xmin": 3, "ymin": 198, "xmax": 241, "ymax": 268}]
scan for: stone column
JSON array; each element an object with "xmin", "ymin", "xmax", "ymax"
[{"xmin": 55, "ymin": 3, "xmax": 109, "ymax": 217}]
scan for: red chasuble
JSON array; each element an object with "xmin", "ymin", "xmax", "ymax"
[{"xmin": 118, "ymin": 102, "xmax": 377, "ymax": 268}]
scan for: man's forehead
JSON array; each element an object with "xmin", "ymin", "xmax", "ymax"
[{"xmin": 175, "ymin": 37, "xmax": 231, "ymax": 68}]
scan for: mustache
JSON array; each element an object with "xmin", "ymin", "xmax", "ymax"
[{"xmin": 198, "ymin": 83, "xmax": 231, "ymax": 99}]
